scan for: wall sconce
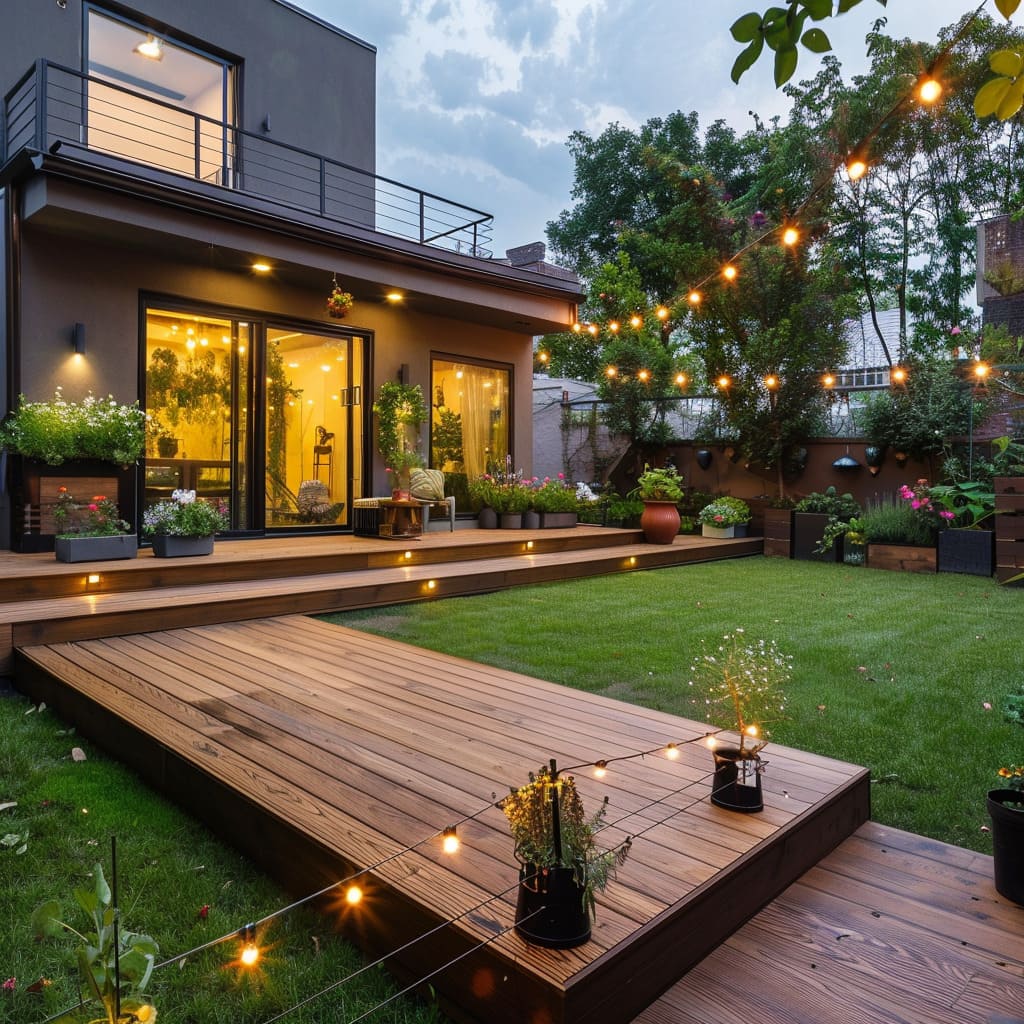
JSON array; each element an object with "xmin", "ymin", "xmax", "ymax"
[{"xmin": 72, "ymin": 322, "xmax": 86, "ymax": 354}]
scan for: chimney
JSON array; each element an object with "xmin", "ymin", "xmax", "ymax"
[{"xmin": 506, "ymin": 242, "xmax": 546, "ymax": 267}]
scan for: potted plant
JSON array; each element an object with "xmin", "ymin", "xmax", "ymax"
[
  {"xmin": 31, "ymin": 862, "xmax": 158, "ymax": 1023},
  {"xmin": 142, "ymin": 488, "xmax": 229, "ymax": 557},
  {"xmin": 373, "ymin": 382, "xmax": 428, "ymax": 500},
  {"xmin": 0, "ymin": 391, "xmax": 145, "ymax": 552},
  {"xmin": 863, "ymin": 481, "xmax": 954, "ymax": 573},
  {"xmin": 930, "ymin": 480, "xmax": 996, "ymax": 577},
  {"xmin": 500, "ymin": 762, "xmax": 630, "ymax": 948},
  {"xmin": 686, "ymin": 629, "xmax": 790, "ymax": 813},
  {"xmin": 633, "ymin": 464, "xmax": 684, "ymax": 544},
  {"xmin": 468, "ymin": 474, "xmax": 500, "ymax": 528},
  {"xmin": 531, "ymin": 474, "xmax": 578, "ymax": 528},
  {"xmin": 989, "ymin": 764, "xmax": 1024, "ymax": 906},
  {"xmin": 386, "ymin": 447, "xmax": 425, "ymax": 500},
  {"xmin": 52, "ymin": 488, "xmax": 137, "ymax": 562},
  {"xmin": 792, "ymin": 487, "xmax": 861, "ymax": 562},
  {"xmin": 697, "ymin": 496, "xmax": 751, "ymax": 539},
  {"xmin": 326, "ymin": 277, "xmax": 354, "ymax": 319}
]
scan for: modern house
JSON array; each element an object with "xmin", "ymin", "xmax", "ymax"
[{"xmin": 0, "ymin": 0, "xmax": 581, "ymax": 548}]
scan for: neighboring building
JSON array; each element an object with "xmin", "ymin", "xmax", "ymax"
[{"xmin": 0, "ymin": 0, "xmax": 581, "ymax": 546}]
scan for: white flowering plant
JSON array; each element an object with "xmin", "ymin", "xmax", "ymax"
[
  {"xmin": 0, "ymin": 390, "xmax": 146, "ymax": 466},
  {"xmin": 142, "ymin": 490, "xmax": 228, "ymax": 538},
  {"xmin": 687, "ymin": 629, "xmax": 791, "ymax": 757}
]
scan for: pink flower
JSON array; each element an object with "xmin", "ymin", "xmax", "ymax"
[
  {"xmin": 983, "ymin": 702, "xmax": 992, "ymax": 710},
  {"xmin": 911, "ymin": 500, "xmax": 921, "ymax": 510},
  {"xmin": 940, "ymin": 510, "xmax": 955, "ymax": 520},
  {"xmin": 713, "ymin": 514, "xmax": 724, "ymax": 523},
  {"xmin": 950, "ymin": 326, "xmax": 962, "ymax": 336},
  {"xmin": 88, "ymin": 503, "xmax": 99, "ymax": 512},
  {"xmin": 2, "ymin": 978, "xmax": 14, "ymax": 992},
  {"xmin": 557, "ymin": 472, "xmax": 565, "ymax": 479}
]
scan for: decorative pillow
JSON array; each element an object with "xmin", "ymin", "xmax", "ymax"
[{"xmin": 409, "ymin": 468, "xmax": 446, "ymax": 501}]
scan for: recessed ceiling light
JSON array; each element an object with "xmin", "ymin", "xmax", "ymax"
[
  {"xmin": 385, "ymin": 291, "xmax": 404, "ymax": 302},
  {"xmin": 252, "ymin": 261, "xmax": 271, "ymax": 273}
]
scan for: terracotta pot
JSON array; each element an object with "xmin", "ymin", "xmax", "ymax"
[{"xmin": 640, "ymin": 500, "xmax": 680, "ymax": 544}]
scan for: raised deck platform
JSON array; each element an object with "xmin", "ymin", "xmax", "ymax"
[{"xmin": 15, "ymin": 616, "xmax": 869, "ymax": 1024}]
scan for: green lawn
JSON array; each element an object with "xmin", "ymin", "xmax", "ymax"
[
  {"xmin": 325, "ymin": 556, "xmax": 1022, "ymax": 854},
  {"xmin": 0, "ymin": 696, "xmax": 442, "ymax": 1024}
]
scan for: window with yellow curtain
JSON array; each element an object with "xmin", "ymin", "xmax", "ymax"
[{"xmin": 431, "ymin": 357, "xmax": 511, "ymax": 506}]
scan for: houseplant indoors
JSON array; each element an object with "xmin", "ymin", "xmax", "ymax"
[
  {"xmin": 373, "ymin": 382, "xmax": 427, "ymax": 500},
  {"xmin": 633, "ymin": 464, "xmax": 684, "ymax": 544},
  {"xmin": 686, "ymin": 628, "xmax": 790, "ymax": 813},
  {"xmin": 142, "ymin": 488, "xmax": 229, "ymax": 557},
  {"xmin": 697, "ymin": 496, "xmax": 751, "ymax": 539},
  {"xmin": 501, "ymin": 762, "xmax": 630, "ymax": 948},
  {"xmin": 52, "ymin": 488, "xmax": 137, "ymax": 563}
]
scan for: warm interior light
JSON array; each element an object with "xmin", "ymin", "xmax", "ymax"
[
  {"xmin": 781, "ymin": 226, "xmax": 799, "ymax": 247},
  {"xmin": 722, "ymin": 264, "xmax": 738, "ymax": 281},
  {"xmin": 716, "ymin": 374, "xmax": 731, "ymax": 390},
  {"xmin": 345, "ymin": 885, "xmax": 363, "ymax": 906},
  {"xmin": 240, "ymin": 944, "xmax": 260, "ymax": 967},
  {"xmin": 442, "ymin": 827, "xmax": 460, "ymax": 855},
  {"xmin": 656, "ymin": 306, "xmax": 669, "ymax": 320},
  {"xmin": 133, "ymin": 35, "xmax": 163, "ymax": 60},
  {"xmin": 593, "ymin": 761, "xmax": 608, "ymax": 778},
  {"xmin": 675, "ymin": 372, "xmax": 688, "ymax": 387},
  {"xmin": 385, "ymin": 291, "xmax": 404, "ymax": 302},
  {"xmin": 252, "ymin": 262, "xmax": 271, "ymax": 273},
  {"xmin": 687, "ymin": 290, "xmax": 702, "ymax": 305},
  {"xmin": 822, "ymin": 372, "xmax": 836, "ymax": 389},
  {"xmin": 846, "ymin": 158, "xmax": 868, "ymax": 182},
  {"xmin": 629, "ymin": 314, "xmax": 642, "ymax": 328},
  {"xmin": 918, "ymin": 77, "xmax": 942, "ymax": 104},
  {"xmin": 666, "ymin": 743, "xmax": 680, "ymax": 760}
]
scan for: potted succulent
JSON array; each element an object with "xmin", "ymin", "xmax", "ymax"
[
  {"xmin": 32, "ymin": 862, "xmax": 158, "ymax": 1024},
  {"xmin": 142, "ymin": 488, "xmax": 229, "ymax": 557},
  {"xmin": 52, "ymin": 488, "xmax": 137, "ymax": 562},
  {"xmin": 633, "ymin": 464, "xmax": 684, "ymax": 544},
  {"xmin": 686, "ymin": 628, "xmax": 790, "ymax": 813},
  {"xmin": 697, "ymin": 496, "xmax": 751, "ymax": 539},
  {"xmin": 500, "ymin": 762, "xmax": 630, "ymax": 948}
]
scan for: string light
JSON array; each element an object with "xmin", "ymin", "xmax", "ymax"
[
  {"xmin": 637, "ymin": 369, "xmax": 650, "ymax": 382},
  {"xmin": 629, "ymin": 314, "xmax": 642, "ymax": 328},
  {"xmin": 721, "ymin": 264, "xmax": 738, "ymax": 281},
  {"xmin": 675, "ymin": 372, "xmax": 688, "ymax": 387},
  {"xmin": 781, "ymin": 226, "xmax": 799, "ymax": 247},
  {"xmin": 764, "ymin": 374, "xmax": 779, "ymax": 391},
  {"xmin": 822, "ymin": 372, "xmax": 836, "ymax": 389},
  {"xmin": 587, "ymin": 323, "xmax": 598, "ymax": 335},
  {"xmin": 572, "ymin": 322, "xmax": 581, "ymax": 333},
  {"xmin": 345, "ymin": 884, "xmax": 364, "ymax": 905},
  {"xmin": 655, "ymin": 306, "xmax": 669, "ymax": 320},
  {"xmin": 973, "ymin": 360, "xmax": 991, "ymax": 380},
  {"xmin": 593, "ymin": 760, "xmax": 608, "ymax": 778},
  {"xmin": 665, "ymin": 743, "xmax": 680, "ymax": 760},
  {"xmin": 716, "ymin": 374, "xmax": 731, "ymax": 390},
  {"xmin": 918, "ymin": 76, "xmax": 942, "ymax": 104},
  {"xmin": 537, "ymin": 350, "xmax": 549, "ymax": 364},
  {"xmin": 687, "ymin": 289, "xmax": 702, "ymax": 305},
  {"xmin": 605, "ymin": 365, "xmax": 618, "ymax": 378},
  {"xmin": 238, "ymin": 924, "xmax": 259, "ymax": 967},
  {"xmin": 442, "ymin": 827, "xmax": 460, "ymax": 854},
  {"xmin": 892, "ymin": 366, "xmax": 908, "ymax": 384},
  {"xmin": 845, "ymin": 156, "xmax": 868, "ymax": 182},
  {"xmin": 608, "ymin": 320, "xmax": 620, "ymax": 333}
]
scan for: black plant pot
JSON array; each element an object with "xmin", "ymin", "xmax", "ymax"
[
  {"xmin": 793, "ymin": 512, "xmax": 841, "ymax": 562},
  {"xmin": 937, "ymin": 529, "xmax": 994, "ymax": 577},
  {"xmin": 515, "ymin": 865, "xmax": 591, "ymax": 948},
  {"xmin": 988, "ymin": 789, "xmax": 1024, "ymax": 906},
  {"xmin": 710, "ymin": 745, "xmax": 763, "ymax": 813}
]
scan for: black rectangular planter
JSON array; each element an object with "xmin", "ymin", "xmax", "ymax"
[
  {"xmin": 793, "ymin": 512, "xmax": 841, "ymax": 562},
  {"xmin": 937, "ymin": 529, "xmax": 994, "ymax": 577}
]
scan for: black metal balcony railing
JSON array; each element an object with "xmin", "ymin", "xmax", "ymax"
[{"xmin": 2, "ymin": 60, "xmax": 494, "ymax": 258}]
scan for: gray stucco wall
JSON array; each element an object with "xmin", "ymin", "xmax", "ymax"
[{"xmin": 1, "ymin": 0, "xmax": 375, "ymax": 174}]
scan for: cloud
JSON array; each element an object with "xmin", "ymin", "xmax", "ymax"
[
  {"xmin": 423, "ymin": 50, "xmax": 491, "ymax": 109},
  {"xmin": 487, "ymin": 0, "xmax": 560, "ymax": 49}
]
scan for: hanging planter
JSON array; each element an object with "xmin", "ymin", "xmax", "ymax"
[{"xmin": 326, "ymin": 275, "xmax": 354, "ymax": 319}]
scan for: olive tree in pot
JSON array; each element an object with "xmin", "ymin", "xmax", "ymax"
[{"xmin": 686, "ymin": 629, "xmax": 790, "ymax": 813}]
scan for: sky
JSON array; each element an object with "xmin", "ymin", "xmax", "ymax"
[{"xmin": 299, "ymin": 0, "xmax": 985, "ymax": 259}]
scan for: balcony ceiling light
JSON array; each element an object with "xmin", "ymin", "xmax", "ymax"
[{"xmin": 133, "ymin": 35, "xmax": 164, "ymax": 61}]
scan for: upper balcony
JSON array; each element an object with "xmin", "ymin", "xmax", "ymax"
[{"xmin": 2, "ymin": 60, "xmax": 494, "ymax": 259}]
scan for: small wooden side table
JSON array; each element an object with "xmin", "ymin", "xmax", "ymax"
[{"xmin": 379, "ymin": 499, "xmax": 423, "ymax": 539}]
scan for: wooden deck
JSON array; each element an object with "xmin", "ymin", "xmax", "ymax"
[
  {"xmin": 15, "ymin": 616, "xmax": 870, "ymax": 1024},
  {"xmin": 0, "ymin": 527, "xmax": 761, "ymax": 673}
]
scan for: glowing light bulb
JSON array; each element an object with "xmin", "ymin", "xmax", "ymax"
[
  {"xmin": 656, "ymin": 306, "xmax": 669, "ymax": 320},
  {"xmin": 918, "ymin": 77, "xmax": 942, "ymax": 104},
  {"xmin": 605, "ymin": 366, "xmax": 618, "ymax": 378},
  {"xmin": 537, "ymin": 351, "xmax": 549, "ymax": 363},
  {"xmin": 426, "ymin": 580, "xmax": 437, "ymax": 590},
  {"xmin": 666, "ymin": 743, "xmax": 680, "ymax": 760},
  {"xmin": 403, "ymin": 550, "xmax": 412, "ymax": 560},
  {"xmin": 745, "ymin": 724, "xmax": 759, "ymax": 737},
  {"xmin": 706, "ymin": 735, "xmax": 718, "ymax": 750},
  {"xmin": 587, "ymin": 323, "xmax": 598, "ymax": 335},
  {"xmin": 629, "ymin": 314, "xmax": 642, "ymax": 328},
  {"xmin": 675, "ymin": 372, "xmax": 688, "ymax": 387},
  {"xmin": 892, "ymin": 366, "xmax": 908, "ymax": 384},
  {"xmin": 608, "ymin": 321, "xmax": 620, "ymax": 333},
  {"xmin": 782, "ymin": 226, "xmax": 799, "ymax": 247},
  {"xmin": 764, "ymin": 374, "xmax": 779, "ymax": 391},
  {"xmin": 627, "ymin": 556, "xmax": 636, "ymax": 566},
  {"xmin": 525, "ymin": 540, "xmax": 534, "ymax": 550},
  {"xmin": 572, "ymin": 322, "xmax": 581, "ymax": 333},
  {"xmin": 593, "ymin": 761, "xmax": 608, "ymax": 779},
  {"xmin": 185, "ymin": 339, "xmax": 196, "ymax": 350},
  {"xmin": 687, "ymin": 290, "xmax": 702, "ymax": 305},
  {"xmin": 252, "ymin": 261, "xmax": 271, "ymax": 273},
  {"xmin": 716, "ymin": 374, "xmax": 731, "ymax": 390},
  {"xmin": 345, "ymin": 885, "xmax": 363, "ymax": 905},
  {"xmin": 386, "ymin": 291, "xmax": 404, "ymax": 302},
  {"xmin": 973, "ymin": 361, "xmax": 990, "ymax": 380},
  {"xmin": 637, "ymin": 369, "xmax": 650, "ymax": 382},
  {"xmin": 822, "ymin": 373, "xmax": 835, "ymax": 389},
  {"xmin": 846, "ymin": 158, "xmax": 868, "ymax": 182},
  {"xmin": 722, "ymin": 264, "xmax": 738, "ymax": 281},
  {"xmin": 240, "ymin": 944, "xmax": 260, "ymax": 967},
  {"xmin": 442, "ymin": 827, "xmax": 460, "ymax": 854}
]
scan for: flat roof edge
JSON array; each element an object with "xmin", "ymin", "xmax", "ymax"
[{"xmin": 268, "ymin": 0, "xmax": 376, "ymax": 53}]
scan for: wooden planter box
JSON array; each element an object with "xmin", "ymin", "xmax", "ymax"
[
  {"xmin": 866, "ymin": 543, "xmax": 936, "ymax": 573},
  {"xmin": 763, "ymin": 508, "xmax": 793, "ymax": 558},
  {"xmin": 793, "ymin": 512, "xmax": 841, "ymax": 562},
  {"xmin": 937, "ymin": 529, "xmax": 994, "ymax": 577},
  {"xmin": 994, "ymin": 477, "xmax": 1024, "ymax": 583},
  {"xmin": 10, "ymin": 457, "xmax": 137, "ymax": 553}
]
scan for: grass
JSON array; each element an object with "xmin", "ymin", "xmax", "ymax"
[
  {"xmin": 0, "ymin": 697, "xmax": 443, "ymax": 1024},
  {"xmin": 324, "ymin": 556, "xmax": 1023, "ymax": 854}
]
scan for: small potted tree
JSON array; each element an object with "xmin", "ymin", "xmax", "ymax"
[
  {"xmin": 686, "ymin": 629, "xmax": 790, "ymax": 813},
  {"xmin": 501, "ymin": 761, "xmax": 630, "ymax": 948},
  {"xmin": 633, "ymin": 464, "xmax": 683, "ymax": 544}
]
